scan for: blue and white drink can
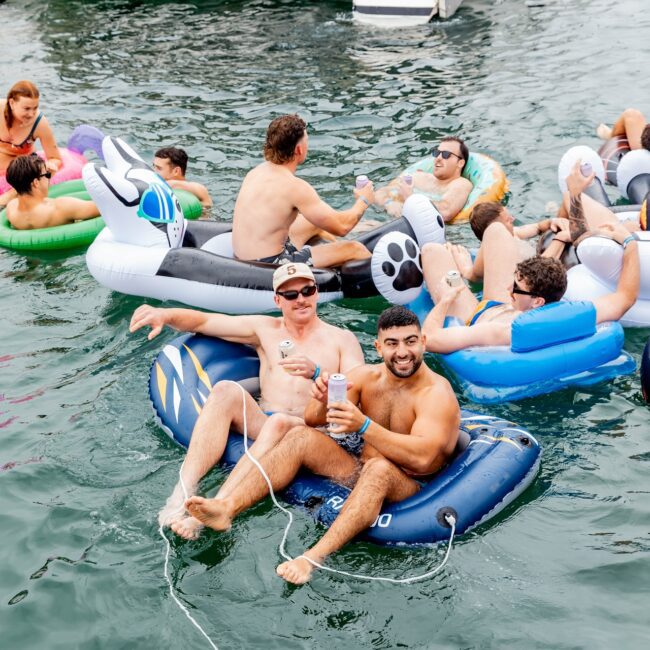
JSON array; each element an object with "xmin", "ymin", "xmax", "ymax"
[{"xmin": 356, "ymin": 175, "xmax": 369, "ymax": 189}]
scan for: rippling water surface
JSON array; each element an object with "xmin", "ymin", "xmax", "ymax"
[{"xmin": 1, "ymin": 0, "xmax": 649, "ymax": 647}]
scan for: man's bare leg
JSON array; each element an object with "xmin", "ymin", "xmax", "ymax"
[
  {"xmin": 159, "ymin": 381, "xmax": 267, "ymax": 540},
  {"xmin": 276, "ymin": 457, "xmax": 420, "ymax": 584},
  {"xmin": 185, "ymin": 426, "xmax": 359, "ymax": 533},
  {"xmin": 215, "ymin": 413, "xmax": 303, "ymax": 501},
  {"xmin": 289, "ymin": 214, "xmax": 336, "ymax": 248},
  {"xmin": 598, "ymin": 109, "xmax": 647, "ymax": 150},
  {"xmin": 480, "ymin": 222, "xmax": 519, "ymax": 303},
  {"xmin": 421, "ymin": 242, "xmax": 478, "ymax": 322},
  {"xmin": 310, "ymin": 240, "xmax": 371, "ymax": 267}
]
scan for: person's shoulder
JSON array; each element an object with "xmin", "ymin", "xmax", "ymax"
[{"xmin": 453, "ymin": 175, "xmax": 473, "ymax": 190}]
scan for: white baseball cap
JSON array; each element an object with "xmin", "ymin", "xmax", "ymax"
[{"xmin": 272, "ymin": 263, "xmax": 316, "ymax": 292}]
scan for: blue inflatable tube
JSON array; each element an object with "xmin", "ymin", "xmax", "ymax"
[
  {"xmin": 148, "ymin": 334, "xmax": 542, "ymax": 545},
  {"xmin": 408, "ymin": 292, "xmax": 635, "ymax": 404}
]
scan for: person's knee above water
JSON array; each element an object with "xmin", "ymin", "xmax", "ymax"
[
  {"xmin": 129, "ymin": 262, "xmax": 365, "ymax": 540},
  {"xmin": 231, "ymin": 113, "xmax": 373, "ymax": 269},
  {"xmin": 182, "ymin": 304, "xmax": 460, "ymax": 584},
  {"xmin": 152, "ymin": 146, "xmax": 213, "ymax": 209},
  {"xmin": 374, "ymin": 136, "xmax": 473, "ymax": 223},
  {"xmin": 597, "ymin": 108, "xmax": 650, "ymax": 151},
  {"xmin": 446, "ymin": 201, "xmax": 572, "ymax": 284},
  {"xmin": 4, "ymin": 154, "xmax": 99, "ymax": 230}
]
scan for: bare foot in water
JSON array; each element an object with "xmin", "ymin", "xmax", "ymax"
[
  {"xmin": 276, "ymin": 555, "xmax": 319, "ymax": 585},
  {"xmin": 158, "ymin": 482, "xmax": 196, "ymax": 528},
  {"xmin": 170, "ymin": 516, "xmax": 204, "ymax": 541},
  {"xmin": 596, "ymin": 123, "xmax": 613, "ymax": 140},
  {"xmin": 185, "ymin": 496, "xmax": 233, "ymax": 532}
]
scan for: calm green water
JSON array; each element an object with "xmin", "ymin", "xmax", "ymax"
[{"xmin": 1, "ymin": 0, "xmax": 649, "ymax": 647}]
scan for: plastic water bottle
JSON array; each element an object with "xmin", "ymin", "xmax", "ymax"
[
  {"xmin": 580, "ymin": 162, "xmax": 593, "ymax": 177},
  {"xmin": 356, "ymin": 175, "xmax": 369, "ymax": 189}
]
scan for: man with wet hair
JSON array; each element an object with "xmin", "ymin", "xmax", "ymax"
[
  {"xmin": 183, "ymin": 304, "xmax": 460, "ymax": 584},
  {"xmin": 597, "ymin": 108, "xmax": 650, "ymax": 151},
  {"xmin": 374, "ymin": 135, "xmax": 473, "ymax": 222},
  {"xmin": 420, "ymin": 164, "xmax": 640, "ymax": 353},
  {"xmin": 153, "ymin": 146, "xmax": 212, "ymax": 209},
  {"xmin": 5, "ymin": 153, "xmax": 99, "ymax": 230},
  {"xmin": 232, "ymin": 113, "xmax": 373, "ymax": 267}
]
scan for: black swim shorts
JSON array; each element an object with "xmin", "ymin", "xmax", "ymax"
[{"xmin": 256, "ymin": 239, "xmax": 313, "ymax": 266}]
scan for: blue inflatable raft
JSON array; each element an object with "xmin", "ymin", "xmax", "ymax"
[
  {"xmin": 149, "ymin": 334, "xmax": 542, "ymax": 545},
  {"xmin": 408, "ymin": 292, "xmax": 635, "ymax": 404}
]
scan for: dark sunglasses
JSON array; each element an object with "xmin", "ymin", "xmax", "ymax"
[
  {"xmin": 38, "ymin": 171, "xmax": 52, "ymax": 179},
  {"xmin": 431, "ymin": 148, "xmax": 463, "ymax": 161},
  {"xmin": 511, "ymin": 282, "xmax": 537, "ymax": 297},
  {"xmin": 276, "ymin": 284, "xmax": 317, "ymax": 300}
]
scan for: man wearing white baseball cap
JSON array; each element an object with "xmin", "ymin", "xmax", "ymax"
[{"xmin": 130, "ymin": 262, "xmax": 364, "ymax": 540}]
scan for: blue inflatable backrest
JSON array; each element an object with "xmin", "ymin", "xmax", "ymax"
[{"xmin": 511, "ymin": 301, "xmax": 596, "ymax": 353}]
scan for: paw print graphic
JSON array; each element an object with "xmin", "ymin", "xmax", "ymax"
[{"xmin": 371, "ymin": 232, "xmax": 424, "ymax": 305}]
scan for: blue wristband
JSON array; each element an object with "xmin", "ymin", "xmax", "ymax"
[
  {"xmin": 311, "ymin": 365, "xmax": 321, "ymax": 381},
  {"xmin": 357, "ymin": 416, "xmax": 371, "ymax": 436},
  {"xmin": 622, "ymin": 235, "xmax": 636, "ymax": 249},
  {"xmin": 359, "ymin": 195, "xmax": 370, "ymax": 208}
]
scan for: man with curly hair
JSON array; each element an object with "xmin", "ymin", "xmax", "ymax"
[
  {"xmin": 232, "ymin": 114, "xmax": 373, "ymax": 267},
  {"xmin": 419, "ymin": 164, "xmax": 640, "ymax": 353}
]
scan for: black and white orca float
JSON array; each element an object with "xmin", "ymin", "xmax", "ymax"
[{"xmin": 84, "ymin": 137, "xmax": 446, "ymax": 313}]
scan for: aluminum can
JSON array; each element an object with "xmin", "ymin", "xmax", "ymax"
[
  {"xmin": 402, "ymin": 174, "xmax": 413, "ymax": 186},
  {"xmin": 580, "ymin": 162, "xmax": 593, "ymax": 177},
  {"xmin": 355, "ymin": 175, "xmax": 369, "ymax": 189},
  {"xmin": 279, "ymin": 340, "xmax": 295, "ymax": 359},
  {"xmin": 327, "ymin": 373, "xmax": 348, "ymax": 404},
  {"xmin": 446, "ymin": 270, "xmax": 462, "ymax": 287}
]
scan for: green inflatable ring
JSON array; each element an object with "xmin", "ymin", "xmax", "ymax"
[{"xmin": 0, "ymin": 180, "xmax": 203, "ymax": 252}]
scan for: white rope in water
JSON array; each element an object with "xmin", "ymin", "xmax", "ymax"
[
  {"xmin": 159, "ymin": 380, "xmax": 457, "ymax": 650},
  {"xmin": 234, "ymin": 382, "xmax": 457, "ymax": 585}
]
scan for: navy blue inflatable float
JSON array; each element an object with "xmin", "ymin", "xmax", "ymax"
[{"xmin": 149, "ymin": 334, "xmax": 542, "ymax": 545}]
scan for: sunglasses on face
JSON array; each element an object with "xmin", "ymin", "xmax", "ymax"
[
  {"xmin": 276, "ymin": 284, "xmax": 317, "ymax": 300},
  {"xmin": 511, "ymin": 282, "xmax": 537, "ymax": 297},
  {"xmin": 38, "ymin": 171, "xmax": 52, "ymax": 179},
  {"xmin": 431, "ymin": 148, "xmax": 463, "ymax": 161}
]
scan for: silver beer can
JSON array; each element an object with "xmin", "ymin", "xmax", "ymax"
[
  {"xmin": 327, "ymin": 373, "xmax": 348, "ymax": 404},
  {"xmin": 355, "ymin": 175, "xmax": 369, "ymax": 189},
  {"xmin": 446, "ymin": 270, "xmax": 462, "ymax": 287},
  {"xmin": 279, "ymin": 340, "xmax": 295, "ymax": 359}
]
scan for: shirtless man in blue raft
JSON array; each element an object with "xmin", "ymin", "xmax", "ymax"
[
  {"xmin": 184, "ymin": 305, "xmax": 460, "ymax": 585},
  {"xmin": 130, "ymin": 263, "xmax": 364, "ymax": 540},
  {"xmin": 373, "ymin": 136, "xmax": 473, "ymax": 222},
  {"xmin": 419, "ymin": 164, "xmax": 640, "ymax": 353}
]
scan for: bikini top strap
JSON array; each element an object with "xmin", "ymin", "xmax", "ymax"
[{"xmin": 20, "ymin": 112, "xmax": 43, "ymax": 146}]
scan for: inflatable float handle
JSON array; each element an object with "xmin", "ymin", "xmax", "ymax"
[{"xmin": 67, "ymin": 124, "xmax": 106, "ymax": 160}]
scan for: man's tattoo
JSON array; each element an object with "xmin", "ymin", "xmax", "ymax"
[{"xmin": 568, "ymin": 194, "xmax": 588, "ymax": 241}]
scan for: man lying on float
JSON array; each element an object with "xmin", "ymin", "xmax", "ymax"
[
  {"xmin": 420, "ymin": 164, "xmax": 639, "ymax": 351},
  {"xmin": 130, "ymin": 263, "xmax": 364, "ymax": 540},
  {"xmin": 373, "ymin": 136, "xmax": 473, "ymax": 222}
]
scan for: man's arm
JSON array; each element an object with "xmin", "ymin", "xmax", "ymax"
[
  {"xmin": 362, "ymin": 383, "xmax": 460, "ymax": 475},
  {"xmin": 592, "ymin": 225, "xmax": 640, "ymax": 324},
  {"xmin": 129, "ymin": 304, "xmax": 264, "ymax": 345},
  {"xmin": 168, "ymin": 179, "xmax": 213, "ymax": 208},
  {"xmin": 338, "ymin": 329, "xmax": 365, "ymax": 374},
  {"xmin": 432, "ymin": 177, "xmax": 472, "ymax": 222},
  {"xmin": 294, "ymin": 178, "xmax": 373, "ymax": 237},
  {"xmin": 52, "ymin": 197, "xmax": 100, "ymax": 224}
]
